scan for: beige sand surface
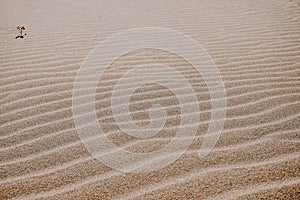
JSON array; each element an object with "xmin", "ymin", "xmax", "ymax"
[{"xmin": 0, "ymin": 0, "xmax": 300, "ymax": 199}]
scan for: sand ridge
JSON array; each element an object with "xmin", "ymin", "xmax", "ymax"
[{"xmin": 1, "ymin": 0, "xmax": 300, "ymax": 199}]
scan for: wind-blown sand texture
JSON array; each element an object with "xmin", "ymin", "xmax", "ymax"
[{"xmin": 0, "ymin": 0, "xmax": 300, "ymax": 199}]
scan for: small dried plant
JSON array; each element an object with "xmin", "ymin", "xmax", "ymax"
[{"xmin": 16, "ymin": 26, "xmax": 26, "ymax": 39}]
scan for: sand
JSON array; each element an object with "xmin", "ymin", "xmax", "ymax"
[{"xmin": 0, "ymin": 0, "xmax": 300, "ymax": 199}]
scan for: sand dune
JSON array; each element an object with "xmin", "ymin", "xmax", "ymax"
[{"xmin": 1, "ymin": 0, "xmax": 299, "ymax": 199}]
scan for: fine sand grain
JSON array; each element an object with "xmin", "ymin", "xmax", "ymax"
[{"xmin": 0, "ymin": 0, "xmax": 299, "ymax": 199}]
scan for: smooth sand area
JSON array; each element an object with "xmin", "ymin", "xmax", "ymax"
[{"xmin": 0, "ymin": 0, "xmax": 299, "ymax": 199}]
